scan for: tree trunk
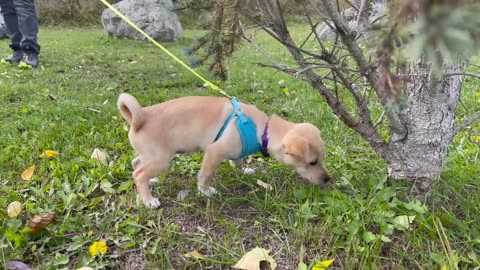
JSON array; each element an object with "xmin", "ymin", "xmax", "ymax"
[{"xmin": 380, "ymin": 62, "xmax": 465, "ymax": 191}]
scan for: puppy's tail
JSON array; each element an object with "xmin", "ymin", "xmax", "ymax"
[{"xmin": 117, "ymin": 93, "xmax": 145, "ymax": 132}]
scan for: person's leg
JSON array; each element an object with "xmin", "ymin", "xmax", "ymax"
[
  {"xmin": 13, "ymin": 0, "xmax": 39, "ymax": 53},
  {"xmin": 13, "ymin": 0, "xmax": 40, "ymax": 67},
  {"xmin": 0, "ymin": 0, "xmax": 24, "ymax": 63}
]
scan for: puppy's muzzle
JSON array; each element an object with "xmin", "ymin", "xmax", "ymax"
[{"xmin": 323, "ymin": 175, "xmax": 331, "ymax": 183}]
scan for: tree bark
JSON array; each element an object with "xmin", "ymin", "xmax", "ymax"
[{"xmin": 381, "ymin": 62, "xmax": 465, "ymax": 191}]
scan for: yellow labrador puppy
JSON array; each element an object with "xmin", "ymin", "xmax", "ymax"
[{"xmin": 118, "ymin": 93, "xmax": 330, "ymax": 208}]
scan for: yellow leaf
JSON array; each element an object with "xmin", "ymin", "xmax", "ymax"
[
  {"xmin": 232, "ymin": 247, "xmax": 277, "ymax": 270},
  {"xmin": 39, "ymin": 150, "xmax": 59, "ymax": 158},
  {"xmin": 475, "ymin": 92, "xmax": 480, "ymax": 97},
  {"xmin": 440, "ymin": 266, "xmax": 449, "ymax": 270},
  {"xmin": 90, "ymin": 148, "xmax": 108, "ymax": 166},
  {"xmin": 21, "ymin": 165, "xmax": 35, "ymax": 181},
  {"xmin": 184, "ymin": 249, "xmax": 206, "ymax": 260},
  {"xmin": 7, "ymin": 201, "xmax": 22, "ymax": 217},
  {"xmin": 312, "ymin": 259, "xmax": 334, "ymax": 270}
]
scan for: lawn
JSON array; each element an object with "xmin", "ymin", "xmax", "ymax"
[{"xmin": 0, "ymin": 26, "xmax": 479, "ymax": 269}]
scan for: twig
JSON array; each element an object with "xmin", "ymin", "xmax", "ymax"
[
  {"xmin": 374, "ymin": 110, "xmax": 386, "ymax": 127},
  {"xmin": 87, "ymin": 108, "xmax": 101, "ymax": 113},
  {"xmin": 239, "ymin": 22, "xmax": 292, "ymax": 72},
  {"xmin": 444, "ymin": 72, "xmax": 480, "ymax": 79},
  {"xmin": 322, "ymin": 0, "xmax": 406, "ymax": 138},
  {"xmin": 256, "ymin": 62, "xmax": 297, "ymax": 75},
  {"xmin": 454, "ymin": 113, "xmax": 480, "ymax": 134},
  {"xmin": 344, "ymin": 0, "xmax": 360, "ymax": 11}
]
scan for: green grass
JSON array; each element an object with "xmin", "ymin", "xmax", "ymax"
[{"xmin": 0, "ymin": 26, "xmax": 479, "ymax": 270}]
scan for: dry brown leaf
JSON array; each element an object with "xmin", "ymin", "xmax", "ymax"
[
  {"xmin": 21, "ymin": 165, "xmax": 35, "ymax": 181},
  {"xmin": 184, "ymin": 249, "xmax": 207, "ymax": 260},
  {"xmin": 90, "ymin": 148, "xmax": 108, "ymax": 166},
  {"xmin": 232, "ymin": 247, "xmax": 277, "ymax": 270},
  {"xmin": 28, "ymin": 213, "xmax": 56, "ymax": 232}
]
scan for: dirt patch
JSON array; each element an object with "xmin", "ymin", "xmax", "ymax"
[
  {"xmin": 117, "ymin": 249, "xmax": 149, "ymax": 270},
  {"xmin": 154, "ymin": 199, "xmax": 299, "ymax": 269}
]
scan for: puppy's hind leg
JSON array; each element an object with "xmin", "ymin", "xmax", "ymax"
[
  {"xmin": 132, "ymin": 156, "xmax": 160, "ymax": 186},
  {"xmin": 133, "ymin": 157, "xmax": 169, "ymax": 208},
  {"xmin": 198, "ymin": 143, "xmax": 230, "ymax": 197}
]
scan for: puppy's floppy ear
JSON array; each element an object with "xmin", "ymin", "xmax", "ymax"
[{"xmin": 283, "ymin": 138, "xmax": 309, "ymax": 160}]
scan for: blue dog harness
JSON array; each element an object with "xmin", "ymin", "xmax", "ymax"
[{"xmin": 215, "ymin": 98, "xmax": 268, "ymax": 158}]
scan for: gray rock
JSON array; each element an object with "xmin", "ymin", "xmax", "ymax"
[
  {"xmin": 101, "ymin": 0, "xmax": 183, "ymax": 42},
  {"xmin": 0, "ymin": 12, "xmax": 8, "ymax": 39}
]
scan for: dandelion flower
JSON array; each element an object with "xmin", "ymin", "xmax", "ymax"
[{"xmin": 89, "ymin": 241, "xmax": 107, "ymax": 257}]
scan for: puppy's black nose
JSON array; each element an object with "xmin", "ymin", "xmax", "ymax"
[{"xmin": 324, "ymin": 176, "xmax": 331, "ymax": 183}]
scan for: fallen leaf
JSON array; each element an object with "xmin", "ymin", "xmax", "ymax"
[
  {"xmin": 184, "ymin": 249, "xmax": 206, "ymax": 260},
  {"xmin": 28, "ymin": 213, "xmax": 56, "ymax": 232},
  {"xmin": 298, "ymin": 262, "xmax": 308, "ymax": 270},
  {"xmin": 21, "ymin": 165, "xmax": 35, "ymax": 181},
  {"xmin": 312, "ymin": 259, "xmax": 334, "ymax": 270},
  {"xmin": 393, "ymin": 215, "xmax": 416, "ymax": 231},
  {"xmin": 232, "ymin": 247, "xmax": 277, "ymax": 270},
  {"xmin": 7, "ymin": 201, "xmax": 22, "ymax": 217},
  {"xmin": 5, "ymin": 261, "xmax": 31, "ymax": 270},
  {"xmin": 177, "ymin": 190, "xmax": 191, "ymax": 201},
  {"xmin": 90, "ymin": 148, "xmax": 108, "ymax": 166},
  {"xmin": 257, "ymin": 180, "xmax": 273, "ymax": 191},
  {"xmin": 39, "ymin": 150, "xmax": 59, "ymax": 158}
]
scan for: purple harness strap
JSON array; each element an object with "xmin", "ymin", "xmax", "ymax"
[{"xmin": 261, "ymin": 120, "xmax": 270, "ymax": 157}]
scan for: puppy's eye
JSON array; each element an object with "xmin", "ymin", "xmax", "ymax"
[{"xmin": 309, "ymin": 160, "xmax": 318, "ymax": 166}]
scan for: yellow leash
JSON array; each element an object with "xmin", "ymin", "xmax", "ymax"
[{"xmin": 99, "ymin": 0, "xmax": 232, "ymax": 99}]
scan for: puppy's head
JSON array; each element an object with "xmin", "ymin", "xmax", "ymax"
[{"xmin": 281, "ymin": 123, "xmax": 330, "ymax": 185}]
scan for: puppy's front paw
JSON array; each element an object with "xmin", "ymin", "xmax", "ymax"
[
  {"xmin": 198, "ymin": 186, "xmax": 217, "ymax": 197},
  {"xmin": 242, "ymin": 168, "xmax": 256, "ymax": 175},
  {"xmin": 143, "ymin": 197, "xmax": 161, "ymax": 208}
]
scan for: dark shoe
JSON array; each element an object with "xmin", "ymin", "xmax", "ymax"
[
  {"xmin": 20, "ymin": 52, "xmax": 39, "ymax": 68},
  {"xmin": 3, "ymin": 50, "xmax": 24, "ymax": 63}
]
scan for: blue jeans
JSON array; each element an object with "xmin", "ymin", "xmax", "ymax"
[{"xmin": 0, "ymin": 0, "xmax": 40, "ymax": 54}]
